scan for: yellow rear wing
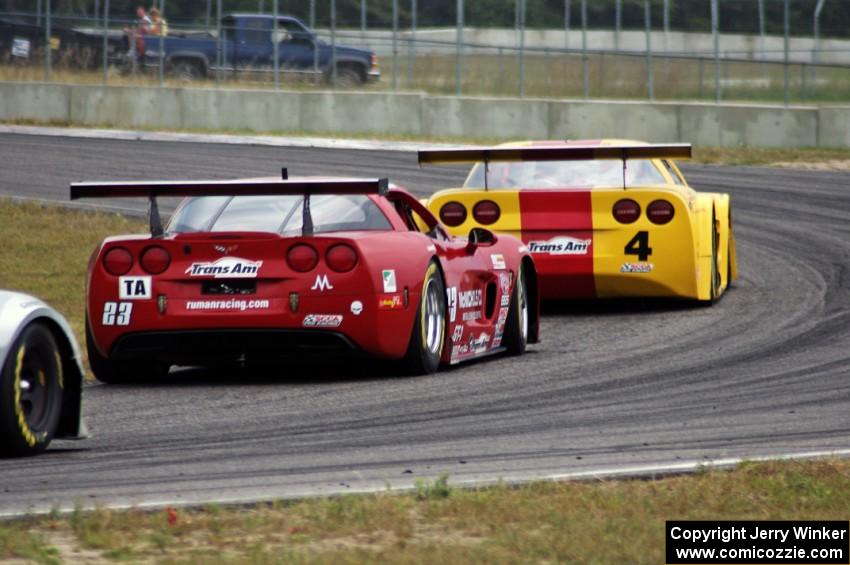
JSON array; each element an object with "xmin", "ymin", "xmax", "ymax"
[
  {"xmin": 417, "ymin": 144, "xmax": 692, "ymax": 165},
  {"xmin": 418, "ymin": 143, "xmax": 692, "ymax": 191}
]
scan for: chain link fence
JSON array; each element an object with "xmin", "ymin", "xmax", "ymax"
[{"xmin": 1, "ymin": 0, "xmax": 849, "ymax": 104}]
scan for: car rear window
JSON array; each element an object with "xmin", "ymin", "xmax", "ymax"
[
  {"xmin": 168, "ymin": 194, "xmax": 392, "ymax": 234},
  {"xmin": 464, "ymin": 159, "xmax": 668, "ymax": 189}
]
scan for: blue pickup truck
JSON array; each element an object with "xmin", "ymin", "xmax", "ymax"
[{"xmin": 132, "ymin": 13, "xmax": 379, "ymax": 86}]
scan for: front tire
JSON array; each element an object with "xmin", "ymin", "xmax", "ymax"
[
  {"xmin": 0, "ymin": 323, "xmax": 63, "ymax": 457},
  {"xmin": 403, "ymin": 262, "xmax": 446, "ymax": 375},
  {"xmin": 503, "ymin": 263, "xmax": 529, "ymax": 355}
]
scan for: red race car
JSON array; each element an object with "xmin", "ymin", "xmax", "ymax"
[{"xmin": 70, "ymin": 175, "xmax": 539, "ymax": 382}]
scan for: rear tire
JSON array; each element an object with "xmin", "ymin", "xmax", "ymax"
[
  {"xmin": 86, "ymin": 317, "xmax": 167, "ymax": 383},
  {"xmin": 170, "ymin": 60, "xmax": 203, "ymax": 81},
  {"xmin": 503, "ymin": 263, "xmax": 528, "ymax": 356},
  {"xmin": 0, "ymin": 323, "xmax": 63, "ymax": 457},
  {"xmin": 403, "ymin": 262, "xmax": 446, "ymax": 375}
]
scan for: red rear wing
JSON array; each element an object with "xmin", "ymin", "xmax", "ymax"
[
  {"xmin": 417, "ymin": 144, "xmax": 692, "ymax": 165},
  {"xmin": 70, "ymin": 177, "xmax": 390, "ymax": 200},
  {"xmin": 69, "ymin": 176, "xmax": 390, "ymax": 237}
]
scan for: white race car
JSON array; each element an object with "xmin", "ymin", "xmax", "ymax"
[{"xmin": 0, "ymin": 290, "xmax": 87, "ymax": 456}]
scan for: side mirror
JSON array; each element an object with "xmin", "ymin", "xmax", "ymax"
[{"xmin": 466, "ymin": 227, "xmax": 497, "ymax": 252}]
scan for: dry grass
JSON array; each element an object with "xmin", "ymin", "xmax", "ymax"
[
  {"xmin": 3, "ymin": 50, "xmax": 850, "ymax": 102},
  {"xmin": 1, "ymin": 459, "xmax": 849, "ymax": 563},
  {"xmin": 0, "ymin": 199, "xmax": 145, "ymax": 355}
]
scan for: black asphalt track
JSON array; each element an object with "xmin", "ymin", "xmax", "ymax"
[{"xmin": 1, "ymin": 133, "xmax": 848, "ymax": 514}]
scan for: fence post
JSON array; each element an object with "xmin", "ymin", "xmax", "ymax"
[
  {"xmin": 44, "ymin": 0, "xmax": 51, "ymax": 81},
  {"xmin": 206, "ymin": 0, "xmax": 211, "ymax": 30},
  {"xmin": 102, "ymin": 0, "xmax": 110, "ymax": 84},
  {"xmin": 812, "ymin": 0, "xmax": 826, "ymax": 97},
  {"xmin": 408, "ymin": 0, "xmax": 417, "ymax": 86},
  {"xmin": 519, "ymin": 0, "xmax": 526, "ymax": 98},
  {"xmin": 581, "ymin": 0, "xmax": 588, "ymax": 99},
  {"xmin": 392, "ymin": 0, "xmax": 398, "ymax": 90},
  {"xmin": 711, "ymin": 0, "xmax": 719, "ymax": 103},
  {"xmin": 565, "ymin": 0, "xmax": 570, "ymax": 47},
  {"xmin": 757, "ymin": 0, "xmax": 766, "ymax": 61},
  {"xmin": 331, "ymin": 0, "xmax": 337, "ymax": 87},
  {"xmin": 273, "ymin": 0, "xmax": 279, "ymax": 89},
  {"xmin": 158, "ymin": 0, "xmax": 165, "ymax": 87},
  {"xmin": 216, "ymin": 0, "xmax": 222, "ymax": 87},
  {"xmin": 361, "ymin": 0, "xmax": 367, "ymax": 45},
  {"xmin": 36, "ymin": 0, "xmax": 42, "ymax": 27},
  {"xmin": 456, "ymin": 0, "xmax": 464, "ymax": 96},
  {"xmin": 614, "ymin": 0, "xmax": 620, "ymax": 51},
  {"xmin": 309, "ymin": 0, "xmax": 315, "ymax": 28},
  {"xmin": 645, "ymin": 0, "xmax": 653, "ymax": 100},
  {"xmin": 783, "ymin": 0, "xmax": 790, "ymax": 106}
]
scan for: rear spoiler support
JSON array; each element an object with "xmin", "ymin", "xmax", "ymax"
[
  {"xmin": 148, "ymin": 195, "xmax": 164, "ymax": 237},
  {"xmin": 70, "ymin": 175, "xmax": 390, "ymax": 236}
]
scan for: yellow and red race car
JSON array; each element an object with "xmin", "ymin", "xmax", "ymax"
[{"xmin": 419, "ymin": 140, "xmax": 736, "ymax": 303}]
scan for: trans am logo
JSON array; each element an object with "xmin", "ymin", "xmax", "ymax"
[
  {"xmin": 186, "ymin": 257, "xmax": 262, "ymax": 278},
  {"xmin": 528, "ymin": 236, "xmax": 591, "ymax": 255}
]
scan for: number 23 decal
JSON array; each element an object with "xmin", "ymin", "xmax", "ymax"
[
  {"xmin": 625, "ymin": 231, "xmax": 653, "ymax": 261},
  {"xmin": 102, "ymin": 302, "xmax": 133, "ymax": 326}
]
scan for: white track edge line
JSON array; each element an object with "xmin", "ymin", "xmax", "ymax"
[
  {"xmin": 2, "ymin": 448, "xmax": 848, "ymax": 520},
  {"xmin": 0, "ymin": 124, "xmax": 478, "ymax": 152}
]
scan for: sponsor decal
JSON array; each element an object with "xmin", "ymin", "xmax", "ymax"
[
  {"xmin": 458, "ymin": 289, "xmax": 482, "ymax": 309},
  {"xmin": 303, "ymin": 314, "xmax": 343, "ymax": 328},
  {"xmin": 462, "ymin": 310, "xmax": 482, "ymax": 322},
  {"xmin": 620, "ymin": 262, "xmax": 654, "ymax": 273},
  {"xmin": 382, "ymin": 269, "xmax": 397, "ymax": 293},
  {"xmin": 492, "ymin": 336, "xmax": 503, "ymax": 348},
  {"xmin": 500, "ymin": 295, "xmax": 511, "ymax": 307},
  {"xmin": 186, "ymin": 257, "xmax": 262, "ymax": 278},
  {"xmin": 446, "ymin": 287, "xmax": 458, "ymax": 322},
  {"xmin": 12, "ymin": 38, "xmax": 30, "ymax": 58},
  {"xmin": 311, "ymin": 274, "xmax": 334, "ymax": 292},
  {"xmin": 499, "ymin": 272, "xmax": 511, "ymax": 295},
  {"xmin": 469, "ymin": 332, "xmax": 491, "ymax": 352},
  {"xmin": 102, "ymin": 302, "xmax": 132, "ymax": 326},
  {"xmin": 497, "ymin": 306, "xmax": 510, "ymax": 323},
  {"xmin": 378, "ymin": 294, "xmax": 404, "ymax": 310},
  {"xmin": 185, "ymin": 299, "xmax": 270, "ymax": 311},
  {"xmin": 528, "ymin": 236, "xmax": 591, "ymax": 255},
  {"xmin": 490, "ymin": 254, "xmax": 506, "ymax": 270},
  {"xmin": 119, "ymin": 276, "xmax": 151, "ymax": 300},
  {"xmin": 518, "ymin": 245, "xmax": 529, "ymax": 253},
  {"xmin": 350, "ymin": 300, "xmax": 364, "ymax": 315},
  {"xmin": 451, "ymin": 324, "xmax": 464, "ymax": 343}
]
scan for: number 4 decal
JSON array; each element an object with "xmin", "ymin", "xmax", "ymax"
[
  {"xmin": 625, "ymin": 231, "xmax": 652, "ymax": 261},
  {"xmin": 102, "ymin": 302, "xmax": 133, "ymax": 326}
]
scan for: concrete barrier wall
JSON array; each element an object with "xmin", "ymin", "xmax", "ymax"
[
  {"xmin": 333, "ymin": 28, "xmax": 850, "ymax": 65},
  {"xmin": 1, "ymin": 81, "xmax": 847, "ymax": 148}
]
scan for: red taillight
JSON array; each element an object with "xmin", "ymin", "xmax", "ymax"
[
  {"xmin": 472, "ymin": 200, "xmax": 501, "ymax": 225},
  {"xmin": 287, "ymin": 244, "xmax": 319, "ymax": 272},
  {"xmin": 439, "ymin": 201, "xmax": 467, "ymax": 227},
  {"xmin": 140, "ymin": 246, "xmax": 171, "ymax": 274},
  {"xmin": 102, "ymin": 247, "xmax": 133, "ymax": 276},
  {"xmin": 647, "ymin": 199, "xmax": 675, "ymax": 225},
  {"xmin": 326, "ymin": 244, "xmax": 358, "ymax": 273},
  {"xmin": 612, "ymin": 199, "xmax": 641, "ymax": 224}
]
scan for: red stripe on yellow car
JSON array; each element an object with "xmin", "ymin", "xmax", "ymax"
[{"xmin": 519, "ymin": 191, "xmax": 595, "ymax": 298}]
